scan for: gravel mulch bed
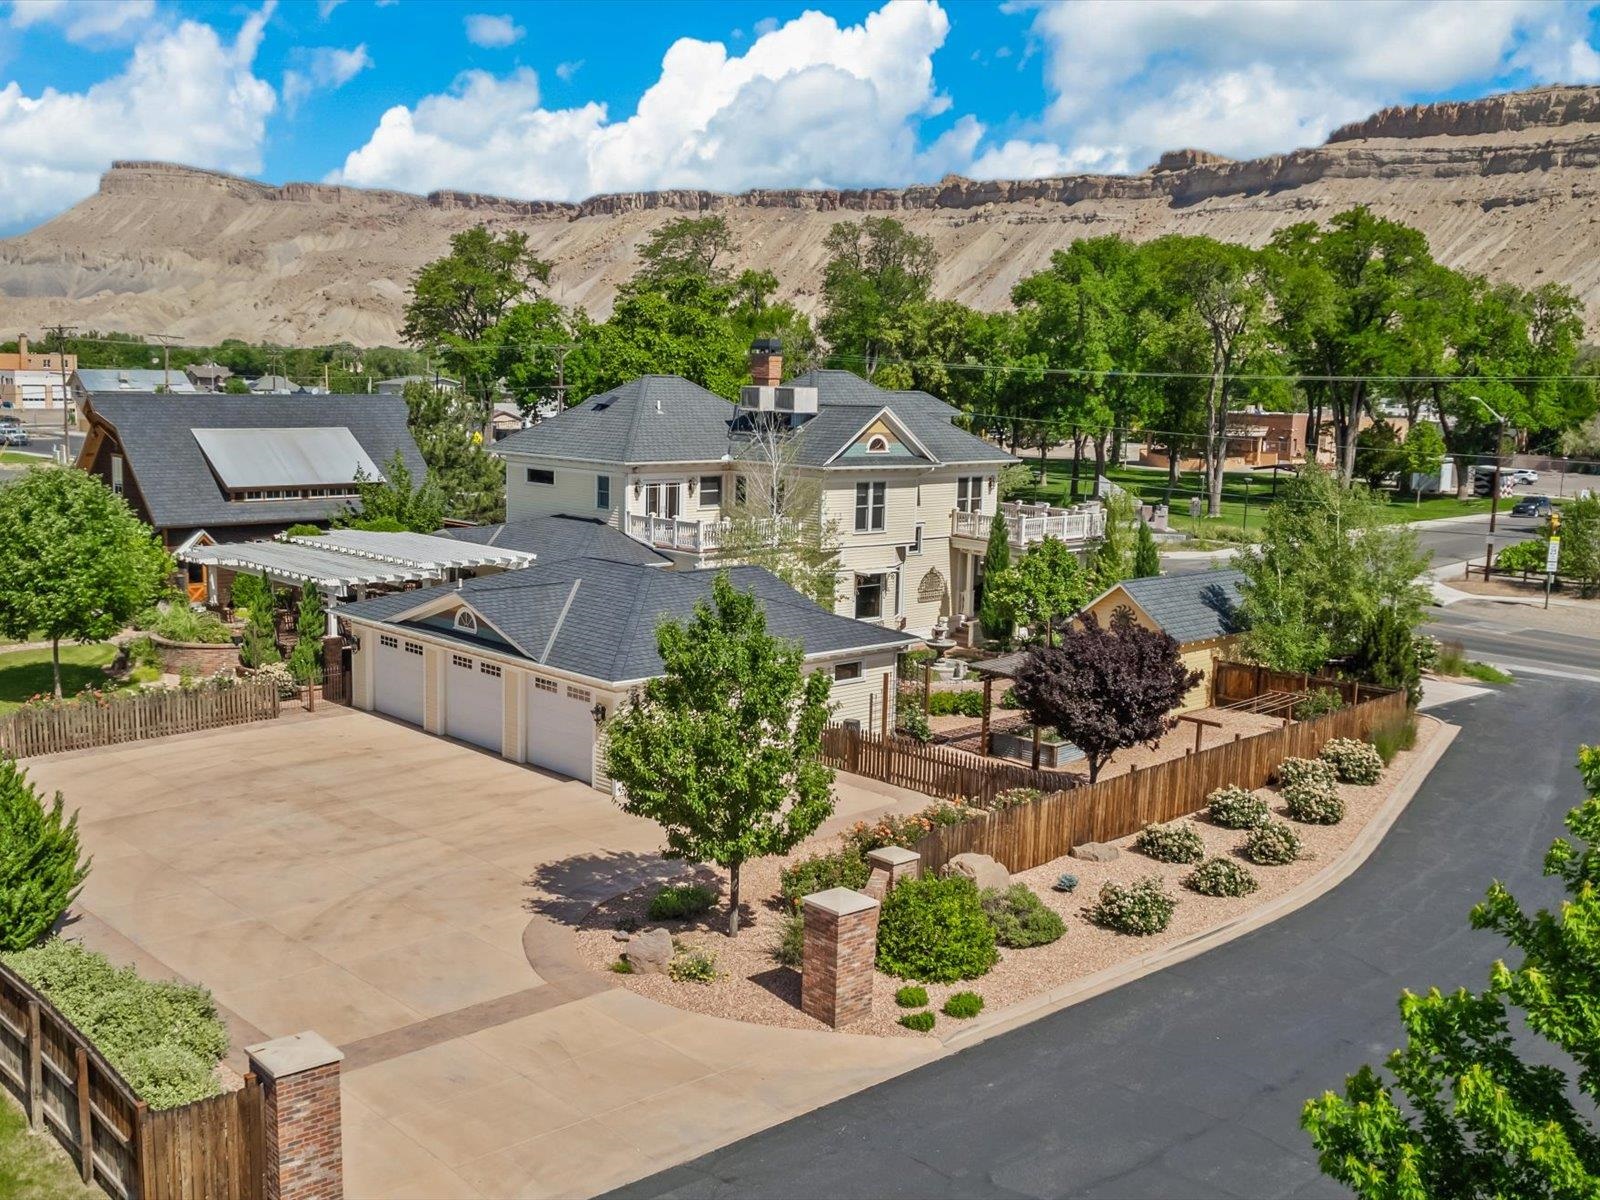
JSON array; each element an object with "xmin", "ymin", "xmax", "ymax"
[{"xmin": 574, "ymin": 718, "xmax": 1438, "ymax": 1039}]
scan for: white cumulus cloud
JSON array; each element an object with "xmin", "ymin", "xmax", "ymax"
[
  {"xmin": 8, "ymin": 0, "xmax": 155, "ymax": 43},
  {"xmin": 0, "ymin": 4, "xmax": 276, "ymax": 227},
  {"xmin": 335, "ymin": 0, "xmax": 955, "ymax": 200},
  {"xmin": 283, "ymin": 42, "xmax": 373, "ymax": 114},
  {"xmin": 464, "ymin": 13, "xmax": 523, "ymax": 48},
  {"xmin": 1000, "ymin": 0, "xmax": 1600, "ymax": 175}
]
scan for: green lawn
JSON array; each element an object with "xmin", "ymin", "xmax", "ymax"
[
  {"xmin": 0, "ymin": 452, "xmax": 49, "ymax": 466},
  {"xmin": 1014, "ymin": 463, "xmax": 1497, "ymax": 542},
  {"xmin": 0, "ymin": 1094, "xmax": 100, "ymax": 1200},
  {"xmin": 0, "ymin": 643, "xmax": 120, "ymax": 713}
]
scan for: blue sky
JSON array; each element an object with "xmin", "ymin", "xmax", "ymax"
[{"xmin": 3, "ymin": 0, "xmax": 1600, "ymax": 234}]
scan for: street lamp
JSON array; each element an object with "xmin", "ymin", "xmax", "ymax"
[{"xmin": 1471, "ymin": 395, "xmax": 1507, "ymax": 535}]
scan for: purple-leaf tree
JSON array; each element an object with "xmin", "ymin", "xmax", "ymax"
[{"xmin": 1011, "ymin": 608, "xmax": 1202, "ymax": 783}]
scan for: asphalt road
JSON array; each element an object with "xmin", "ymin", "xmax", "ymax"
[{"xmin": 613, "ymin": 639, "xmax": 1596, "ymax": 1198}]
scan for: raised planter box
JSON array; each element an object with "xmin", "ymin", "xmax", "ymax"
[
  {"xmin": 990, "ymin": 726, "xmax": 1084, "ymax": 769},
  {"xmin": 149, "ymin": 633, "xmax": 240, "ymax": 676}
]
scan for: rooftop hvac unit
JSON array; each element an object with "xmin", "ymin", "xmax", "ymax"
[{"xmin": 739, "ymin": 385, "xmax": 819, "ymax": 415}]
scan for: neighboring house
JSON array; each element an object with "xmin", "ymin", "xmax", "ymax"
[
  {"xmin": 494, "ymin": 343, "xmax": 1105, "ymax": 636},
  {"xmin": 339, "ymin": 561, "xmax": 914, "ymax": 787},
  {"xmin": 491, "ymin": 401, "xmax": 527, "ymax": 438},
  {"xmin": 249, "ymin": 375, "xmax": 298, "ymax": 395},
  {"xmin": 435, "ymin": 514, "xmax": 670, "ymax": 566},
  {"xmin": 73, "ymin": 368, "xmax": 198, "ymax": 400},
  {"xmin": 186, "ymin": 362, "xmax": 233, "ymax": 391},
  {"xmin": 1077, "ymin": 568, "xmax": 1247, "ymax": 712},
  {"xmin": 75, "ymin": 392, "xmax": 426, "ymax": 563},
  {"xmin": 376, "ymin": 375, "xmax": 460, "ymax": 396},
  {"xmin": 0, "ymin": 334, "xmax": 76, "ymax": 411}
]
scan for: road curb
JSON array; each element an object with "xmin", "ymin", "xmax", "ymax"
[{"xmin": 939, "ymin": 715, "xmax": 1460, "ymax": 1053}]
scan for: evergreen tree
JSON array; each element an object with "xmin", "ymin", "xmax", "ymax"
[
  {"xmin": 1349, "ymin": 606, "xmax": 1422, "ymax": 706},
  {"xmin": 287, "ymin": 586, "xmax": 325, "ymax": 684},
  {"xmin": 977, "ymin": 511, "xmax": 1014, "ymax": 646},
  {"xmin": 0, "ymin": 757, "xmax": 90, "ymax": 952},
  {"xmin": 232, "ymin": 572, "xmax": 281, "ymax": 668},
  {"xmin": 1133, "ymin": 518, "xmax": 1161, "ymax": 578}
]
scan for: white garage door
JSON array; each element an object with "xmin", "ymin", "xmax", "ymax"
[
  {"xmin": 371, "ymin": 634, "xmax": 424, "ymax": 726},
  {"xmin": 444, "ymin": 652, "xmax": 505, "ymax": 753},
  {"xmin": 524, "ymin": 675, "xmax": 596, "ymax": 782}
]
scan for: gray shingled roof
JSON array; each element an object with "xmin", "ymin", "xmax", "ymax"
[
  {"xmin": 1114, "ymin": 568, "xmax": 1247, "ymax": 644},
  {"xmin": 340, "ymin": 560, "xmax": 914, "ymax": 685},
  {"xmin": 76, "ymin": 368, "xmax": 196, "ymax": 394},
  {"xmin": 86, "ymin": 393, "xmax": 425, "ymax": 530},
  {"xmin": 783, "ymin": 372, "xmax": 1013, "ymax": 467},
  {"xmin": 434, "ymin": 516, "xmax": 669, "ymax": 566},
  {"xmin": 492, "ymin": 376, "xmax": 736, "ymax": 465}
]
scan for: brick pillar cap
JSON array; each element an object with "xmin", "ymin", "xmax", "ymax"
[
  {"xmin": 801, "ymin": 887, "xmax": 879, "ymax": 916},
  {"xmin": 866, "ymin": 846, "xmax": 920, "ymax": 868},
  {"xmin": 245, "ymin": 1031, "xmax": 344, "ymax": 1081}
]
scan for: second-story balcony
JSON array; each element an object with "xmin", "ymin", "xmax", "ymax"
[
  {"xmin": 625, "ymin": 513, "xmax": 793, "ymax": 555},
  {"xmin": 951, "ymin": 500, "xmax": 1105, "ymax": 550}
]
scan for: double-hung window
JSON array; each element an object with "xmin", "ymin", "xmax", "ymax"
[
  {"xmin": 956, "ymin": 476, "xmax": 983, "ymax": 513},
  {"xmin": 854, "ymin": 481, "xmax": 886, "ymax": 533},
  {"xmin": 596, "ymin": 475, "xmax": 611, "ymax": 509},
  {"xmin": 700, "ymin": 475, "xmax": 723, "ymax": 505}
]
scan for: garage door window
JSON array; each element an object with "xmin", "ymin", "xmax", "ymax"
[
  {"xmin": 567, "ymin": 685, "xmax": 592, "ymax": 703},
  {"xmin": 404, "ymin": 641, "xmax": 423, "ymax": 656},
  {"xmin": 452, "ymin": 654, "xmax": 472, "ymax": 670},
  {"xmin": 533, "ymin": 677, "xmax": 557, "ymax": 694},
  {"xmin": 379, "ymin": 634, "xmax": 397, "ymax": 649},
  {"xmin": 480, "ymin": 662, "xmax": 502, "ymax": 678}
]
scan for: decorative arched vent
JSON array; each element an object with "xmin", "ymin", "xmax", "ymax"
[
  {"xmin": 866, "ymin": 434, "xmax": 890, "ymax": 454},
  {"xmin": 453, "ymin": 609, "xmax": 479, "ymax": 633}
]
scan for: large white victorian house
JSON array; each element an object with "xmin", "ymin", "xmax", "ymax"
[{"xmin": 494, "ymin": 343, "xmax": 1106, "ymax": 637}]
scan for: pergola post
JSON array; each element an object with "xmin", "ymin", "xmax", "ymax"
[
  {"xmin": 1031, "ymin": 723, "xmax": 1041, "ymax": 770},
  {"xmin": 922, "ymin": 661, "xmax": 932, "ymax": 717},
  {"xmin": 981, "ymin": 675, "xmax": 993, "ymax": 756}
]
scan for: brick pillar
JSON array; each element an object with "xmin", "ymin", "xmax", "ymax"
[
  {"xmin": 863, "ymin": 846, "xmax": 921, "ymax": 900},
  {"xmin": 246, "ymin": 1031, "xmax": 345, "ymax": 1200},
  {"xmin": 801, "ymin": 888, "xmax": 880, "ymax": 1028}
]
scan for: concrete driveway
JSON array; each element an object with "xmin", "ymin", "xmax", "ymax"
[{"xmin": 29, "ymin": 706, "xmax": 937, "ymax": 1198}]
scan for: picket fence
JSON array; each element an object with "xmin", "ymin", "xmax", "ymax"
[
  {"xmin": 0, "ymin": 961, "xmax": 263, "ymax": 1199},
  {"xmin": 0, "ymin": 680, "xmax": 279, "ymax": 758}
]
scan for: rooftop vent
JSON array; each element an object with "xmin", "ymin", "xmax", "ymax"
[{"xmin": 739, "ymin": 384, "xmax": 818, "ymax": 416}]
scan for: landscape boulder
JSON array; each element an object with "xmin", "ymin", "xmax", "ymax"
[
  {"xmin": 946, "ymin": 853, "xmax": 1010, "ymax": 892},
  {"xmin": 623, "ymin": 927, "xmax": 674, "ymax": 974},
  {"xmin": 1070, "ymin": 842, "xmax": 1121, "ymax": 863}
]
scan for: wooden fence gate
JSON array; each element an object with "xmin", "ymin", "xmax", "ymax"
[{"xmin": 0, "ymin": 963, "xmax": 264, "ymax": 1199}]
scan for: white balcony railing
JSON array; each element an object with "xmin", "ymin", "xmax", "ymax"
[
  {"xmin": 951, "ymin": 501, "xmax": 1105, "ymax": 549},
  {"xmin": 626, "ymin": 513, "xmax": 731, "ymax": 553}
]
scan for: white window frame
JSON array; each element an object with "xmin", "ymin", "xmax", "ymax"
[
  {"xmin": 910, "ymin": 522, "xmax": 924, "ymax": 555},
  {"xmin": 642, "ymin": 480, "xmax": 682, "ymax": 519},
  {"xmin": 866, "ymin": 434, "xmax": 890, "ymax": 454},
  {"xmin": 834, "ymin": 661, "xmax": 863, "ymax": 681},
  {"xmin": 956, "ymin": 475, "xmax": 983, "ymax": 514},
  {"xmin": 453, "ymin": 609, "xmax": 479, "ymax": 633},
  {"xmin": 854, "ymin": 481, "xmax": 886, "ymax": 533},
  {"xmin": 699, "ymin": 475, "xmax": 723, "ymax": 505},
  {"xmin": 527, "ymin": 467, "xmax": 555, "ymax": 486},
  {"xmin": 596, "ymin": 475, "xmax": 611, "ymax": 510}
]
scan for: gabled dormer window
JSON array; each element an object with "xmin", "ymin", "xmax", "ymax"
[{"xmin": 453, "ymin": 609, "xmax": 479, "ymax": 634}]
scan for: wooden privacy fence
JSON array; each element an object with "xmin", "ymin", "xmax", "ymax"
[
  {"xmin": 820, "ymin": 723, "xmax": 1082, "ymax": 805},
  {"xmin": 1213, "ymin": 660, "xmax": 1374, "ymax": 709},
  {"xmin": 0, "ymin": 679, "xmax": 279, "ymax": 758},
  {"xmin": 0, "ymin": 962, "xmax": 264, "ymax": 1200},
  {"xmin": 909, "ymin": 686, "xmax": 1409, "ymax": 876}
]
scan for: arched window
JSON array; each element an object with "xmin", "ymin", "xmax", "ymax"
[
  {"xmin": 866, "ymin": 434, "xmax": 890, "ymax": 454},
  {"xmin": 453, "ymin": 609, "xmax": 479, "ymax": 633}
]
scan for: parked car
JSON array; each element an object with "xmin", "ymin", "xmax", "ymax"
[
  {"xmin": 0, "ymin": 427, "xmax": 28, "ymax": 446},
  {"xmin": 1512, "ymin": 468, "xmax": 1540, "ymax": 484},
  {"xmin": 0, "ymin": 414, "xmax": 20, "ymax": 427},
  {"xmin": 1512, "ymin": 495, "xmax": 1553, "ymax": 518}
]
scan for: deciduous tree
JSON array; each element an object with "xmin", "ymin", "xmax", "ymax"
[
  {"xmin": 340, "ymin": 452, "xmax": 447, "ymax": 534},
  {"xmin": 819, "ymin": 217, "xmax": 936, "ymax": 377},
  {"xmin": 0, "ymin": 468, "xmax": 168, "ymax": 696},
  {"xmin": 1302, "ymin": 744, "xmax": 1600, "ymax": 1198},
  {"xmin": 605, "ymin": 573, "xmax": 836, "ymax": 936},
  {"xmin": 985, "ymin": 537, "xmax": 1090, "ymax": 647},
  {"xmin": 1011, "ymin": 609, "xmax": 1200, "ymax": 782}
]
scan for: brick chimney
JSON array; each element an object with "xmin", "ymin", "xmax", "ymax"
[{"xmin": 749, "ymin": 338, "xmax": 783, "ymax": 387}]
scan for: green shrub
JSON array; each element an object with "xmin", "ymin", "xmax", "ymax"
[
  {"xmin": 3, "ymin": 940, "xmax": 226, "ymax": 1109},
  {"xmin": 1372, "ymin": 713, "xmax": 1418, "ymax": 765},
  {"xmin": 1276, "ymin": 756, "xmax": 1338, "ymax": 790},
  {"xmin": 125, "ymin": 635, "xmax": 163, "ymax": 670},
  {"xmin": 841, "ymin": 802, "xmax": 977, "ymax": 856},
  {"xmin": 609, "ymin": 958, "xmax": 633, "ymax": 974},
  {"xmin": 282, "ymin": 523, "xmax": 324, "ymax": 538},
  {"xmin": 980, "ymin": 884, "xmax": 1066, "ymax": 948},
  {"xmin": 999, "ymin": 686, "xmax": 1019, "ymax": 709},
  {"xmin": 773, "ymin": 913, "xmax": 803, "ymax": 969},
  {"xmin": 1243, "ymin": 821, "xmax": 1302, "ymax": 865},
  {"xmin": 876, "ymin": 876, "xmax": 998, "ymax": 982},
  {"xmin": 927, "ymin": 690, "xmax": 985, "ymax": 718},
  {"xmin": 1293, "ymin": 689, "xmax": 1344, "ymax": 720},
  {"xmin": 1088, "ymin": 876, "xmax": 1176, "ymax": 936},
  {"xmin": 128, "ymin": 665, "xmax": 162, "ymax": 686},
  {"xmin": 942, "ymin": 991, "xmax": 984, "ymax": 1019},
  {"xmin": 989, "ymin": 787, "xmax": 1042, "ymax": 811},
  {"xmin": 1320, "ymin": 737, "xmax": 1383, "ymax": 785},
  {"xmin": 896, "ymin": 707, "xmax": 933, "ymax": 743},
  {"xmin": 898, "ymin": 1010, "xmax": 936, "ymax": 1032},
  {"xmin": 1206, "ymin": 785, "xmax": 1270, "ymax": 830},
  {"xmin": 780, "ymin": 850, "xmax": 870, "ymax": 906},
  {"xmin": 147, "ymin": 606, "xmax": 232, "ymax": 645},
  {"xmin": 1434, "ymin": 638, "xmax": 1468, "ymax": 676},
  {"xmin": 1413, "ymin": 634, "xmax": 1439, "ymax": 671},
  {"xmin": 648, "ymin": 884, "xmax": 716, "ymax": 920},
  {"xmin": 1184, "ymin": 857, "xmax": 1259, "ymax": 897},
  {"xmin": 0, "ymin": 760, "xmax": 90, "ymax": 952},
  {"xmin": 1052, "ymin": 872, "xmax": 1078, "ymax": 893},
  {"xmin": 667, "ymin": 945, "xmax": 718, "ymax": 984},
  {"xmin": 1283, "ymin": 780, "xmax": 1345, "ymax": 825},
  {"xmin": 895, "ymin": 985, "xmax": 929, "ymax": 1008},
  {"xmin": 1133, "ymin": 820, "xmax": 1205, "ymax": 864}
]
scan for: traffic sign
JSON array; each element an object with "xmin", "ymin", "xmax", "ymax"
[{"xmin": 1547, "ymin": 538, "xmax": 1562, "ymax": 574}]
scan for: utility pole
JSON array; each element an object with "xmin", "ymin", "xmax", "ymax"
[
  {"xmin": 46, "ymin": 323, "xmax": 76, "ymax": 456},
  {"xmin": 548, "ymin": 342, "xmax": 575, "ymax": 414},
  {"xmin": 148, "ymin": 332, "xmax": 180, "ymax": 394}
]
